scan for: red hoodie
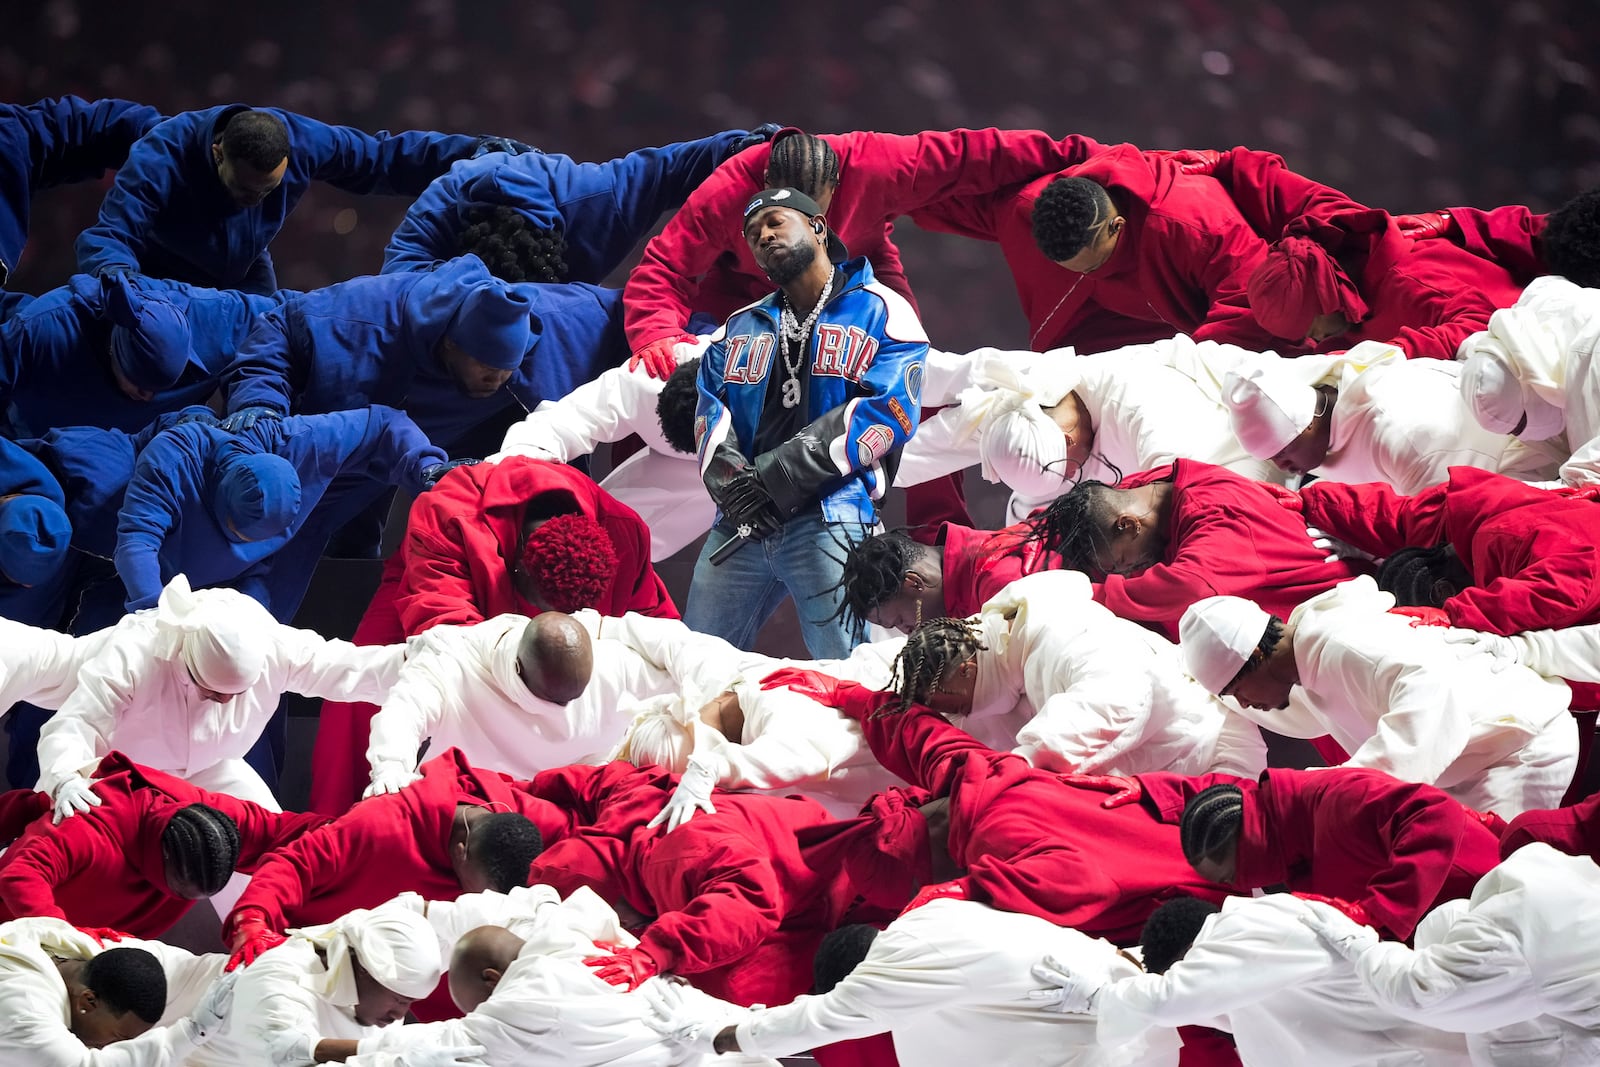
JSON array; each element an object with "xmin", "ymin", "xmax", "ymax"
[{"xmin": 623, "ymin": 127, "xmax": 1105, "ymax": 349}]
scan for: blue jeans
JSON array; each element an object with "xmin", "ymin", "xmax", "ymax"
[{"xmin": 684, "ymin": 512, "xmax": 871, "ymax": 659}]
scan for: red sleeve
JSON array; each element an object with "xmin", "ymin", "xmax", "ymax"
[
  {"xmin": 637, "ymin": 835, "xmax": 783, "ymax": 974},
  {"xmin": 856, "ymin": 704, "xmax": 1002, "ymax": 798},
  {"xmin": 1445, "ymin": 529, "xmax": 1600, "ymax": 634},
  {"xmin": 1340, "ymin": 779, "xmax": 1489, "ymax": 940},
  {"xmin": 525, "ymin": 834, "xmax": 629, "ymax": 901},
  {"xmin": 181, "ymin": 786, "xmax": 329, "ymax": 872},
  {"xmin": 1092, "ymin": 509, "xmax": 1269, "ymax": 640},
  {"xmin": 1375, "ymin": 255, "xmax": 1519, "ymax": 361},
  {"xmin": 397, "ymin": 502, "xmax": 487, "ymax": 635},
  {"xmin": 1297, "ymin": 479, "xmax": 1450, "ymax": 560},
  {"xmin": 885, "ymin": 129, "xmax": 1106, "ymax": 209},
  {"xmin": 0, "ymin": 823, "xmax": 95, "ymax": 921},
  {"xmin": 1446, "ymin": 205, "xmax": 1548, "ymax": 283},
  {"xmin": 1183, "ymin": 220, "xmax": 1276, "ymax": 348},
  {"xmin": 224, "ymin": 818, "xmax": 359, "ymax": 935},
  {"xmin": 622, "ymin": 152, "xmax": 766, "ymax": 349},
  {"xmin": 1132, "ymin": 771, "xmax": 1253, "ymax": 825},
  {"xmin": 907, "ymin": 189, "xmax": 1006, "ymax": 241},
  {"xmin": 964, "ymin": 838, "xmax": 1124, "ymax": 929},
  {"xmin": 602, "ymin": 513, "xmax": 679, "ymax": 619},
  {"xmin": 1209, "ymin": 147, "xmax": 1367, "ymax": 239}
]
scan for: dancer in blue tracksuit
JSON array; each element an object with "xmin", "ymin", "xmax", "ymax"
[
  {"xmin": 219, "ymin": 253, "xmax": 622, "ymax": 448},
  {"xmin": 0, "ymin": 95, "xmax": 162, "ymax": 289},
  {"xmin": 382, "ymin": 125, "xmax": 777, "ymax": 282},
  {"xmin": 75, "ymin": 104, "xmax": 517, "ymax": 293},
  {"xmin": 113, "ymin": 406, "xmax": 457, "ymax": 619},
  {"xmin": 688, "ymin": 188, "xmax": 928, "ymax": 658},
  {"xmin": 0, "ymin": 273, "xmax": 285, "ymax": 437}
]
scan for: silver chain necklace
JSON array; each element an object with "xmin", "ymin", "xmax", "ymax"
[{"xmin": 776, "ymin": 271, "xmax": 834, "ymax": 409}]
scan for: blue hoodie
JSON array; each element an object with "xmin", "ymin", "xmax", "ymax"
[
  {"xmin": 382, "ymin": 129, "xmax": 748, "ymax": 281},
  {"xmin": 75, "ymin": 104, "xmax": 481, "ymax": 293},
  {"xmin": 223, "ymin": 256, "xmax": 628, "ymax": 448},
  {"xmin": 0, "ymin": 275, "xmax": 286, "ymax": 437},
  {"xmin": 0, "ymin": 96, "xmax": 162, "ymax": 286},
  {"xmin": 0, "ymin": 436, "xmax": 73, "ymax": 627},
  {"xmin": 114, "ymin": 407, "xmax": 447, "ymax": 615}
]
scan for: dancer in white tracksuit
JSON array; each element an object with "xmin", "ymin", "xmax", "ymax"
[
  {"xmin": 1032, "ymin": 894, "xmax": 1472, "ymax": 1066},
  {"xmin": 0, "ymin": 915, "xmax": 233, "ymax": 1067},
  {"xmin": 1458, "ymin": 274, "xmax": 1600, "ymax": 487},
  {"xmin": 350, "ymin": 884, "xmax": 776, "ymax": 1067},
  {"xmin": 1221, "ymin": 341, "xmax": 1561, "ymax": 492},
  {"xmin": 37, "ymin": 575, "xmax": 404, "ymax": 814},
  {"xmin": 1179, "ymin": 576, "xmax": 1578, "ymax": 818},
  {"xmin": 1304, "ymin": 843, "xmax": 1600, "ymax": 1066},
  {"xmin": 645, "ymin": 897, "xmax": 1180, "ymax": 1067},
  {"xmin": 0, "ymin": 618, "xmax": 116, "ymax": 727}
]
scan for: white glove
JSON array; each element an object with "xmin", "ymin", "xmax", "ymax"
[
  {"xmin": 1027, "ymin": 954, "xmax": 1104, "ymax": 1014},
  {"xmin": 398, "ymin": 1045, "xmax": 489, "ymax": 1067},
  {"xmin": 1441, "ymin": 628, "xmax": 1520, "ymax": 673},
  {"xmin": 647, "ymin": 752, "xmax": 725, "ymax": 833},
  {"xmin": 364, "ymin": 761, "xmax": 423, "ymax": 799},
  {"xmin": 1305, "ymin": 526, "xmax": 1378, "ymax": 565},
  {"xmin": 187, "ymin": 970, "xmax": 239, "ymax": 1041},
  {"xmin": 1299, "ymin": 907, "xmax": 1381, "ymax": 961},
  {"xmin": 51, "ymin": 775, "xmax": 102, "ymax": 824},
  {"xmin": 641, "ymin": 980, "xmax": 723, "ymax": 1055}
]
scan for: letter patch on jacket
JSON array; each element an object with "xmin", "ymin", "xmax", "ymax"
[
  {"xmin": 724, "ymin": 334, "xmax": 775, "ymax": 385},
  {"xmin": 813, "ymin": 323, "xmax": 879, "ymax": 381}
]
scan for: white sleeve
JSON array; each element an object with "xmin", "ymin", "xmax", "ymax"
[
  {"xmin": 735, "ymin": 926, "xmax": 969, "ymax": 1059},
  {"xmin": 708, "ymin": 687, "xmax": 862, "ymax": 790},
  {"xmin": 588, "ymin": 613, "xmax": 752, "ymax": 696},
  {"xmin": 1203, "ymin": 708, "xmax": 1270, "ymax": 778},
  {"xmin": 363, "ymin": 650, "xmax": 454, "ymax": 771},
  {"xmin": 1558, "ymin": 432, "xmax": 1600, "ymax": 490},
  {"xmin": 1513, "ymin": 626, "xmax": 1600, "ymax": 682},
  {"xmin": 35, "ymin": 634, "xmax": 148, "ymax": 795},
  {"xmin": 894, "ymin": 406, "xmax": 977, "ymax": 488},
  {"xmin": 234, "ymin": 948, "xmax": 330, "ymax": 1067},
  {"xmin": 420, "ymin": 885, "xmax": 563, "ymax": 948},
  {"xmin": 492, "ymin": 367, "xmax": 661, "ymax": 463},
  {"xmin": 1014, "ymin": 630, "xmax": 1156, "ymax": 775},
  {"xmin": 0, "ymin": 621, "xmax": 85, "ymax": 711},
  {"xmin": 1096, "ymin": 906, "xmax": 1331, "ymax": 1046},
  {"xmin": 274, "ymin": 624, "xmax": 406, "ymax": 704},
  {"xmin": 1340, "ymin": 660, "xmax": 1472, "ymax": 787},
  {"xmin": 0, "ymin": 962, "xmax": 204, "ymax": 1067},
  {"xmin": 1354, "ymin": 915, "xmax": 1539, "ymax": 1032}
]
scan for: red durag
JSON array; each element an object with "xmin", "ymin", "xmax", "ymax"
[{"xmin": 1246, "ymin": 236, "xmax": 1368, "ymax": 341}]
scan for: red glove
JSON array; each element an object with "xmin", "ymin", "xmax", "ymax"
[
  {"xmin": 898, "ymin": 877, "xmax": 970, "ymax": 916},
  {"xmin": 226, "ymin": 913, "xmax": 288, "ymax": 972},
  {"xmin": 1395, "ymin": 210, "xmax": 1454, "ymax": 241},
  {"xmin": 629, "ymin": 333, "xmax": 697, "ymax": 380},
  {"xmin": 1389, "ymin": 605, "xmax": 1451, "ymax": 628},
  {"xmin": 76, "ymin": 926, "xmax": 129, "ymax": 947},
  {"xmin": 1167, "ymin": 148, "xmax": 1224, "ymax": 175},
  {"xmin": 1292, "ymin": 892, "xmax": 1374, "ymax": 929},
  {"xmin": 583, "ymin": 944, "xmax": 660, "ymax": 991},
  {"xmin": 759, "ymin": 667, "xmax": 896, "ymax": 721},
  {"xmin": 1061, "ymin": 773, "xmax": 1144, "ymax": 809},
  {"xmin": 1464, "ymin": 804, "xmax": 1509, "ymax": 837}
]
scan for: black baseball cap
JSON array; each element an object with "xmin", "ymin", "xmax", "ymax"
[{"xmin": 742, "ymin": 187, "xmax": 849, "ymax": 263}]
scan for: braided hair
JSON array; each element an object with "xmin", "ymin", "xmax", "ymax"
[
  {"xmin": 1178, "ymin": 783, "xmax": 1245, "ymax": 869},
  {"xmin": 459, "ymin": 205, "xmax": 570, "ymax": 283},
  {"xmin": 766, "ymin": 132, "xmax": 841, "ymax": 200},
  {"xmin": 1377, "ymin": 544, "xmax": 1466, "ymax": 607},
  {"xmin": 834, "ymin": 530, "xmax": 927, "ymax": 636},
  {"xmin": 1139, "ymin": 897, "xmax": 1223, "ymax": 975},
  {"xmin": 1023, "ymin": 477, "xmax": 1121, "ymax": 571},
  {"xmin": 161, "ymin": 803, "xmax": 242, "ymax": 897},
  {"xmin": 887, "ymin": 616, "xmax": 987, "ymax": 715}
]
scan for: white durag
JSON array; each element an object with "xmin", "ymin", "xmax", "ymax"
[
  {"xmin": 290, "ymin": 902, "xmax": 442, "ymax": 1004},
  {"xmin": 154, "ymin": 574, "xmax": 270, "ymax": 694}
]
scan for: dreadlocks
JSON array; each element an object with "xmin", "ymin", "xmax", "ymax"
[
  {"xmin": 888, "ymin": 616, "xmax": 986, "ymax": 714},
  {"xmin": 459, "ymin": 205, "xmax": 570, "ymax": 283},
  {"xmin": 834, "ymin": 530, "xmax": 929, "ymax": 636},
  {"xmin": 766, "ymin": 132, "xmax": 841, "ymax": 201},
  {"xmin": 1024, "ymin": 477, "xmax": 1121, "ymax": 570}
]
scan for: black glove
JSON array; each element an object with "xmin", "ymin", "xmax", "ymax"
[
  {"xmin": 421, "ymin": 457, "xmax": 482, "ymax": 490},
  {"xmin": 473, "ymin": 136, "xmax": 540, "ymax": 159},
  {"xmin": 754, "ymin": 426, "xmax": 845, "ymax": 518},
  {"xmin": 704, "ymin": 441, "xmax": 782, "ymax": 538},
  {"xmin": 730, "ymin": 123, "xmax": 784, "ymax": 156}
]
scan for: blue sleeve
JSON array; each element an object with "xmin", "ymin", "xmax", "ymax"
[
  {"xmin": 599, "ymin": 130, "xmax": 747, "ymax": 226},
  {"xmin": 25, "ymin": 96, "xmax": 164, "ymax": 189},
  {"xmin": 0, "ymin": 437, "xmax": 66, "ymax": 504},
  {"xmin": 239, "ymin": 247, "xmax": 278, "ymax": 297},
  {"xmin": 0, "ymin": 302, "xmax": 81, "ymax": 401},
  {"xmin": 284, "ymin": 407, "xmax": 446, "ymax": 496},
  {"xmin": 221, "ymin": 302, "xmax": 300, "ymax": 415},
  {"xmin": 114, "ymin": 428, "xmax": 203, "ymax": 609},
  {"xmin": 296, "ymin": 114, "xmax": 479, "ymax": 197},
  {"xmin": 73, "ymin": 113, "xmax": 188, "ymax": 277},
  {"xmin": 693, "ymin": 325, "xmax": 737, "ymax": 470},
  {"xmin": 828, "ymin": 311, "xmax": 928, "ymax": 475}
]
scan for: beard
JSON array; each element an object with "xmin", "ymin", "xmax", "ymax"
[{"xmin": 761, "ymin": 237, "xmax": 818, "ymax": 285}]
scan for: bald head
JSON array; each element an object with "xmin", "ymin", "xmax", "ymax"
[
  {"xmin": 448, "ymin": 925, "xmax": 526, "ymax": 1013},
  {"xmin": 515, "ymin": 613, "xmax": 593, "ymax": 703}
]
